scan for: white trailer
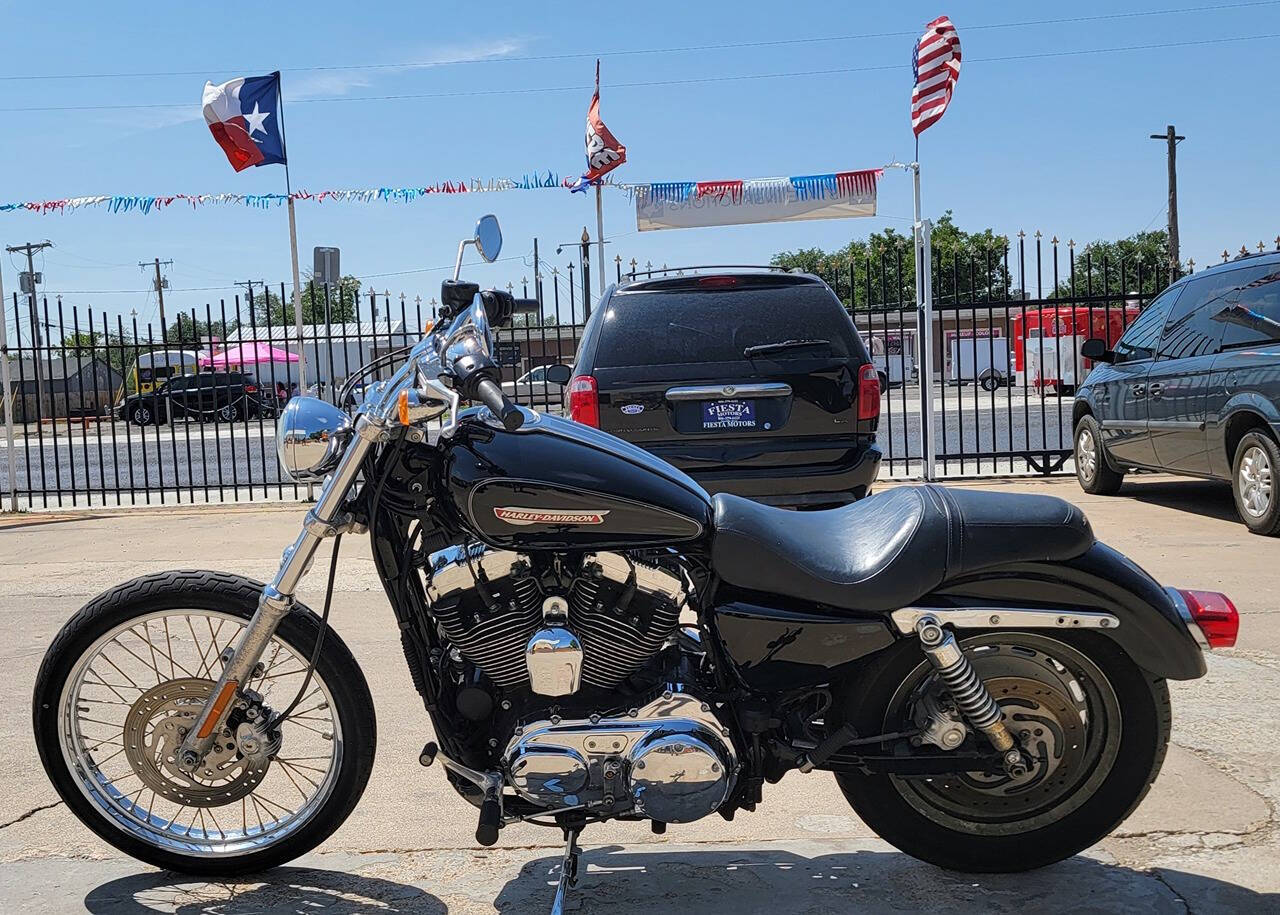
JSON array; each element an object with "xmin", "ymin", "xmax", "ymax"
[{"xmin": 948, "ymin": 335, "xmax": 1012, "ymax": 390}]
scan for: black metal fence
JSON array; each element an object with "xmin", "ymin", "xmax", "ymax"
[{"xmin": 0, "ymin": 231, "xmax": 1236, "ymax": 509}]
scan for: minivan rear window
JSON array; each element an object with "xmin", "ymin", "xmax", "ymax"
[{"xmin": 595, "ymin": 285, "xmax": 859, "ymax": 368}]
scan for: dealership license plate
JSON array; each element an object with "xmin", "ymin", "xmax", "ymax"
[{"xmin": 701, "ymin": 399, "xmax": 756, "ymax": 430}]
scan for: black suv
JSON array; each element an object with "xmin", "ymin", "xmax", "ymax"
[
  {"xmin": 559, "ymin": 270, "xmax": 882, "ymax": 507},
  {"xmin": 1073, "ymin": 252, "xmax": 1280, "ymax": 535},
  {"xmin": 119, "ymin": 371, "xmax": 271, "ymax": 426}
]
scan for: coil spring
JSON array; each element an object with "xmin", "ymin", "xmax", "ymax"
[{"xmin": 932, "ymin": 650, "xmax": 1003, "ymax": 730}]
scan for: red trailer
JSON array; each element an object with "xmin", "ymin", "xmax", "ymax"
[{"xmin": 1011, "ymin": 305, "xmax": 1142, "ymax": 378}]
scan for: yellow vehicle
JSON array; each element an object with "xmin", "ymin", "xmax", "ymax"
[{"xmin": 128, "ymin": 349, "xmax": 199, "ymax": 394}]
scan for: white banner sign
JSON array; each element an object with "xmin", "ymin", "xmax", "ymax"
[{"xmin": 634, "ymin": 171, "xmax": 878, "ymax": 232}]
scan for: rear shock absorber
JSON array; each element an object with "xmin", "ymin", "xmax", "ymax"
[{"xmin": 914, "ymin": 616, "xmax": 1027, "ymax": 776}]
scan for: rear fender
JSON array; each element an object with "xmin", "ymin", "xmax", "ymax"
[{"xmin": 913, "ymin": 541, "xmax": 1206, "ymax": 680}]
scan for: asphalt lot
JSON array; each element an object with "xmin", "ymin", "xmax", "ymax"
[
  {"xmin": 0, "ymin": 474, "xmax": 1276, "ymax": 912},
  {"xmin": 0, "ymin": 384, "xmax": 1076, "ymax": 507}
]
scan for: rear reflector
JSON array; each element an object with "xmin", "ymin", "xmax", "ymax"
[
  {"xmin": 857, "ymin": 363, "xmax": 880, "ymax": 421},
  {"xmin": 568, "ymin": 375, "xmax": 600, "ymax": 427},
  {"xmin": 1177, "ymin": 589, "xmax": 1239, "ymax": 649}
]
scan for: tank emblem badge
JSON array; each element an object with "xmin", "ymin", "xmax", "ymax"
[
  {"xmin": 494, "ymin": 507, "xmax": 611, "ymax": 526},
  {"xmin": 621, "ymin": 404, "xmax": 644, "ymax": 415}
]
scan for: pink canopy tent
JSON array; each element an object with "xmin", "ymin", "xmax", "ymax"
[{"xmin": 199, "ymin": 342, "xmax": 299, "ymax": 369}]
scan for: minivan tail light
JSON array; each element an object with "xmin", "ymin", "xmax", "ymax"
[
  {"xmin": 568, "ymin": 375, "xmax": 600, "ymax": 427},
  {"xmin": 697, "ymin": 276, "xmax": 738, "ymax": 288},
  {"xmin": 857, "ymin": 364, "xmax": 880, "ymax": 421},
  {"xmin": 243, "ymin": 384, "xmax": 258, "ymax": 394},
  {"xmin": 1176, "ymin": 589, "xmax": 1239, "ymax": 649}
]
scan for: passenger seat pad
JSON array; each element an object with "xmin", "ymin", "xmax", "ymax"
[{"xmin": 710, "ymin": 485, "xmax": 1094, "ymax": 612}]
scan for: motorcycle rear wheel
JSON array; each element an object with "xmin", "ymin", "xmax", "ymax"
[
  {"xmin": 32, "ymin": 570, "xmax": 376, "ymax": 875},
  {"xmin": 833, "ymin": 630, "xmax": 1170, "ymax": 873}
]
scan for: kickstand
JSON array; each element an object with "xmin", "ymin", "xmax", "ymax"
[{"xmin": 550, "ymin": 823, "xmax": 582, "ymax": 915}]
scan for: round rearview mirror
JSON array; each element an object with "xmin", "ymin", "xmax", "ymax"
[{"xmin": 474, "ymin": 215, "xmax": 502, "ymax": 262}]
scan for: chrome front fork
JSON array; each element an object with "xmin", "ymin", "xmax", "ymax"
[{"xmin": 175, "ymin": 413, "xmax": 390, "ymax": 769}]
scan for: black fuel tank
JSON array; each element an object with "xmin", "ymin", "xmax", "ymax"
[{"xmin": 442, "ymin": 410, "xmax": 712, "ymax": 550}]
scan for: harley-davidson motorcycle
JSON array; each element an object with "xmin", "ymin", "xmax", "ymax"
[{"xmin": 34, "ymin": 217, "xmax": 1238, "ymax": 911}]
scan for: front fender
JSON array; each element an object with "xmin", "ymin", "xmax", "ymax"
[{"xmin": 921, "ymin": 541, "xmax": 1207, "ymax": 680}]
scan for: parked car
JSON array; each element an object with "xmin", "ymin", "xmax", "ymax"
[
  {"xmin": 502, "ymin": 363, "xmax": 571, "ymax": 411},
  {"xmin": 555, "ymin": 270, "xmax": 882, "ymax": 507},
  {"xmin": 118, "ymin": 371, "xmax": 271, "ymax": 426},
  {"xmin": 1072, "ymin": 251, "xmax": 1280, "ymax": 535}
]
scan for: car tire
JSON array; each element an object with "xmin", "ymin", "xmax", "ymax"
[
  {"xmin": 217, "ymin": 403, "xmax": 241, "ymax": 423},
  {"xmin": 1233, "ymin": 431, "xmax": 1280, "ymax": 536},
  {"xmin": 979, "ymin": 372, "xmax": 1001, "ymax": 393},
  {"xmin": 129, "ymin": 404, "xmax": 155, "ymax": 426},
  {"xmin": 1075, "ymin": 414, "xmax": 1123, "ymax": 495}
]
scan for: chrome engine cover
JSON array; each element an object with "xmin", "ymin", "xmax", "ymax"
[{"xmin": 504, "ymin": 691, "xmax": 736, "ymax": 824}]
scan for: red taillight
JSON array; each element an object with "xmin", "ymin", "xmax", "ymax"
[
  {"xmin": 857, "ymin": 363, "xmax": 880, "ymax": 421},
  {"xmin": 697, "ymin": 276, "xmax": 738, "ymax": 288},
  {"xmin": 1177, "ymin": 589, "xmax": 1239, "ymax": 649},
  {"xmin": 243, "ymin": 384, "xmax": 258, "ymax": 394},
  {"xmin": 568, "ymin": 375, "xmax": 600, "ymax": 427}
]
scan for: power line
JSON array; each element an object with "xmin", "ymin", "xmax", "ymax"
[
  {"xmin": 1, "ymin": 33, "xmax": 1270, "ymax": 114},
  {"xmin": 2, "ymin": 1, "xmax": 1275, "ymax": 83}
]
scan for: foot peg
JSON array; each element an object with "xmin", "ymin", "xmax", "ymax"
[{"xmin": 419, "ymin": 741, "xmax": 438, "ymax": 767}]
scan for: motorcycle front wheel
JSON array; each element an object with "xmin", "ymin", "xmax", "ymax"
[
  {"xmin": 833, "ymin": 630, "xmax": 1170, "ymax": 872},
  {"xmin": 32, "ymin": 570, "xmax": 376, "ymax": 875}
]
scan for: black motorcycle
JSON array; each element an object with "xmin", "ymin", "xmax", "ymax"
[{"xmin": 33, "ymin": 217, "xmax": 1237, "ymax": 911}]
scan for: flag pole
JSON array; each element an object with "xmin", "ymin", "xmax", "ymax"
[
  {"xmin": 0, "ymin": 258, "xmax": 17, "ymax": 511},
  {"xmin": 274, "ymin": 71, "xmax": 307, "ymax": 393},
  {"xmin": 593, "ymin": 60, "xmax": 607, "ymax": 296},
  {"xmin": 912, "ymin": 149, "xmax": 936, "ymax": 482}
]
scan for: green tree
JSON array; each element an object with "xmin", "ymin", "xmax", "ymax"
[
  {"xmin": 256, "ymin": 273, "xmax": 361, "ymax": 326},
  {"xmin": 164, "ymin": 316, "xmax": 239, "ymax": 346},
  {"xmin": 59, "ymin": 330, "xmax": 132, "ymax": 375},
  {"xmin": 1053, "ymin": 230, "xmax": 1175, "ymax": 298},
  {"xmin": 771, "ymin": 212, "xmax": 1010, "ymax": 311}
]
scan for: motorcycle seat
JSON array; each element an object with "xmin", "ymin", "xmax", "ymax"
[{"xmin": 710, "ymin": 485, "xmax": 1094, "ymax": 613}]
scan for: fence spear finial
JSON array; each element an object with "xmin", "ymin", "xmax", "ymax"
[
  {"xmin": 1051, "ymin": 235, "xmax": 1059, "ymax": 245},
  {"xmin": 1240, "ymin": 245, "xmax": 1249, "ymax": 257},
  {"xmin": 1223, "ymin": 250, "xmax": 1230, "ymax": 262},
  {"xmin": 1259, "ymin": 241, "xmax": 1266, "ymax": 253}
]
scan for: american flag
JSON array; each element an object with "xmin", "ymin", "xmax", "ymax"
[{"xmin": 911, "ymin": 15, "xmax": 962, "ymax": 136}]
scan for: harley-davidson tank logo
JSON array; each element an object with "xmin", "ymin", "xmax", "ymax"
[{"xmin": 493, "ymin": 506, "xmax": 611, "ymax": 526}]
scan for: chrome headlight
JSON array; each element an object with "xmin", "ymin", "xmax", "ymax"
[{"xmin": 276, "ymin": 396, "xmax": 350, "ymax": 482}]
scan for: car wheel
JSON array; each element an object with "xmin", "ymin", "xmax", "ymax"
[
  {"xmin": 217, "ymin": 403, "xmax": 241, "ymax": 422},
  {"xmin": 1233, "ymin": 431, "xmax": 1280, "ymax": 536},
  {"xmin": 1075, "ymin": 415, "xmax": 1123, "ymax": 495},
  {"xmin": 979, "ymin": 372, "xmax": 1001, "ymax": 392},
  {"xmin": 129, "ymin": 405, "xmax": 154, "ymax": 426}
]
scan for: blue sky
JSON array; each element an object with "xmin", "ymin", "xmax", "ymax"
[{"xmin": 1, "ymin": 0, "xmax": 1277, "ymax": 335}]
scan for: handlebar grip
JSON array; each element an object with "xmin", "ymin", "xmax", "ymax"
[
  {"xmin": 475, "ymin": 792, "xmax": 501, "ymax": 846},
  {"xmin": 475, "ymin": 377, "xmax": 524, "ymax": 431}
]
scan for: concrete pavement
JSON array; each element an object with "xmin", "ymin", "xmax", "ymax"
[{"xmin": 0, "ymin": 475, "xmax": 1277, "ymax": 912}]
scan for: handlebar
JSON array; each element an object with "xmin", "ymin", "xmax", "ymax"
[{"xmin": 474, "ymin": 377, "xmax": 524, "ymax": 431}]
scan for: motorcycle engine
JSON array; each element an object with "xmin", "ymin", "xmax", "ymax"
[
  {"xmin": 424, "ymin": 546, "xmax": 685, "ymax": 690},
  {"xmin": 425, "ymin": 545, "xmax": 736, "ymax": 822},
  {"xmin": 504, "ymin": 690, "xmax": 736, "ymax": 823}
]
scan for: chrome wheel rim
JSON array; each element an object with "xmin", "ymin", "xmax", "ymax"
[
  {"xmin": 134, "ymin": 407, "xmax": 151, "ymax": 424},
  {"xmin": 58, "ymin": 610, "xmax": 342, "ymax": 857},
  {"xmin": 1239, "ymin": 445, "xmax": 1272, "ymax": 519},
  {"xmin": 886, "ymin": 634, "xmax": 1122, "ymax": 836},
  {"xmin": 1077, "ymin": 427, "xmax": 1098, "ymax": 482},
  {"xmin": 218, "ymin": 405, "xmax": 237, "ymax": 421}
]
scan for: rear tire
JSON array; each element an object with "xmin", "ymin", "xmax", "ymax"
[
  {"xmin": 1233, "ymin": 430, "xmax": 1280, "ymax": 536},
  {"xmin": 32, "ymin": 570, "xmax": 376, "ymax": 875},
  {"xmin": 832, "ymin": 631, "xmax": 1170, "ymax": 872},
  {"xmin": 1075, "ymin": 415, "xmax": 1123, "ymax": 495}
]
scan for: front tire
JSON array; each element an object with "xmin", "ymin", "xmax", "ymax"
[
  {"xmin": 833, "ymin": 631, "xmax": 1170, "ymax": 872},
  {"xmin": 32, "ymin": 570, "xmax": 376, "ymax": 875},
  {"xmin": 1075, "ymin": 415, "xmax": 1123, "ymax": 495}
]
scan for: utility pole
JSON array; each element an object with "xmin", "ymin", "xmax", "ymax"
[
  {"xmin": 141, "ymin": 259, "xmax": 173, "ymax": 339},
  {"xmin": 1150, "ymin": 125, "xmax": 1185, "ymax": 284},
  {"xmin": 6, "ymin": 240, "xmax": 53, "ymax": 419}
]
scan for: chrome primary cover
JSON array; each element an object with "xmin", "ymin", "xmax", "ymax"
[{"xmin": 504, "ymin": 691, "xmax": 736, "ymax": 824}]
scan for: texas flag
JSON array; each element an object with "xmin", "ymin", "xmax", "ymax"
[{"xmin": 202, "ymin": 73, "xmax": 287, "ymax": 172}]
